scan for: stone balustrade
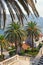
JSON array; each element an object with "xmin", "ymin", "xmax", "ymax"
[
  {"xmin": 0, "ymin": 55, "xmax": 18, "ymax": 65},
  {"xmin": 0, "ymin": 55, "xmax": 30, "ymax": 65}
]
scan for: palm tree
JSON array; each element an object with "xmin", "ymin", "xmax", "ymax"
[
  {"xmin": 26, "ymin": 21, "xmax": 40, "ymax": 51},
  {"xmin": 0, "ymin": 0, "xmax": 39, "ymax": 29},
  {"xmin": 0, "ymin": 35, "xmax": 9, "ymax": 55},
  {"xmin": 5, "ymin": 22, "xmax": 25, "ymax": 53}
]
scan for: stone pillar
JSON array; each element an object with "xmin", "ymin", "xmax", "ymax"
[{"xmin": 15, "ymin": 55, "xmax": 19, "ymax": 60}]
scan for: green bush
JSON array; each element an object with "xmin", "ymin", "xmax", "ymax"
[
  {"xmin": 25, "ymin": 48, "xmax": 39, "ymax": 56},
  {"xmin": 32, "ymin": 48, "xmax": 39, "ymax": 52},
  {"xmin": 7, "ymin": 47, "xmax": 12, "ymax": 51},
  {"xmin": 7, "ymin": 46, "xmax": 16, "ymax": 51},
  {"xmin": 38, "ymin": 43, "xmax": 43, "ymax": 49},
  {"xmin": 0, "ymin": 54, "xmax": 4, "ymax": 61},
  {"xmin": 11, "ymin": 46, "xmax": 16, "ymax": 50},
  {"xmin": 25, "ymin": 48, "xmax": 32, "ymax": 53},
  {"xmin": 28, "ymin": 51, "xmax": 38, "ymax": 56},
  {"xmin": 19, "ymin": 50, "xmax": 25, "ymax": 55},
  {"xmin": 9, "ymin": 50, "xmax": 16, "ymax": 57}
]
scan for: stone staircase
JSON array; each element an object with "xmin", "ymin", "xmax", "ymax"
[
  {"xmin": 32, "ymin": 46, "xmax": 43, "ymax": 65},
  {"xmin": 37, "ymin": 55, "xmax": 43, "ymax": 65}
]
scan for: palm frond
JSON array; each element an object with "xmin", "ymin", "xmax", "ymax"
[
  {"xmin": 27, "ymin": 0, "xmax": 39, "ymax": 17},
  {"xmin": 0, "ymin": 0, "xmax": 6, "ymax": 29},
  {"xmin": 0, "ymin": 0, "xmax": 39, "ymax": 29}
]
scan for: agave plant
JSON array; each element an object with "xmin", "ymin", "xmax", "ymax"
[{"xmin": 0, "ymin": 0, "xmax": 39, "ymax": 29}]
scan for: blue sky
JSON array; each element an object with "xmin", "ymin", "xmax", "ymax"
[{"xmin": 35, "ymin": 0, "xmax": 43, "ymax": 17}]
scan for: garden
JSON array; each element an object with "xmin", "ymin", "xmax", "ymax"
[{"xmin": 0, "ymin": 21, "xmax": 43, "ymax": 62}]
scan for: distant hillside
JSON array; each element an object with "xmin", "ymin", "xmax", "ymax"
[
  {"xmin": 0, "ymin": 29, "xmax": 4, "ymax": 35},
  {"xmin": 1, "ymin": 14, "xmax": 43, "ymax": 33},
  {"xmin": 28, "ymin": 15, "xmax": 43, "ymax": 33}
]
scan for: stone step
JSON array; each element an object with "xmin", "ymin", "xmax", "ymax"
[
  {"xmin": 39, "ymin": 61, "xmax": 43, "ymax": 64},
  {"xmin": 40, "ymin": 57, "xmax": 43, "ymax": 59},
  {"xmin": 37, "ymin": 56, "xmax": 43, "ymax": 65},
  {"xmin": 38, "ymin": 63, "xmax": 43, "ymax": 65},
  {"xmin": 39, "ymin": 60, "xmax": 43, "ymax": 62}
]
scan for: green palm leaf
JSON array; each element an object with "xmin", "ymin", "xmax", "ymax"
[{"xmin": 0, "ymin": 0, "xmax": 39, "ymax": 29}]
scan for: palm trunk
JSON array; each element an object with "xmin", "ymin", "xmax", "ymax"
[
  {"xmin": 19, "ymin": 43, "xmax": 22, "ymax": 51},
  {"xmin": 17, "ymin": 43, "xmax": 22, "ymax": 54},
  {"xmin": 0, "ymin": 5, "xmax": 1, "ymax": 28},
  {"xmin": 15, "ymin": 40, "xmax": 18, "ymax": 54},
  {"xmin": 1, "ymin": 44, "xmax": 3, "ymax": 55},
  {"xmin": 15, "ymin": 41, "xmax": 21, "ymax": 54},
  {"xmin": 32, "ymin": 33, "xmax": 34, "ymax": 52}
]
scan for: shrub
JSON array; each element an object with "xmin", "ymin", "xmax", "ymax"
[
  {"xmin": 25, "ymin": 48, "xmax": 39, "ymax": 53},
  {"xmin": 28, "ymin": 52, "xmax": 38, "ymax": 56},
  {"xmin": 9, "ymin": 50, "xmax": 16, "ymax": 57},
  {"xmin": 38, "ymin": 43, "xmax": 43, "ymax": 49},
  {"xmin": 25, "ymin": 48, "xmax": 32, "ymax": 53},
  {"xmin": 25, "ymin": 48, "xmax": 39, "ymax": 57},
  {"xmin": 32, "ymin": 48, "xmax": 39, "ymax": 52},
  {"xmin": 7, "ymin": 46, "xmax": 16, "ymax": 51},
  {"xmin": 11, "ymin": 46, "xmax": 16, "ymax": 50},
  {"xmin": 7, "ymin": 47, "xmax": 12, "ymax": 51},
  {"xmin": 19, "ymin": 50, "xmax": 25, "ymax": 55},
  {"xmin": 0, "ymin": 54, "xmax": 4, "ymax": 61}
]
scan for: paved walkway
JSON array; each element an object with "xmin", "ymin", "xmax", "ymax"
[
  {"xmin": 8, "ymin": 55, "xmax": 31, "ymax": 65},
  {"xmin": 10, "ymin": 60, "xmax": 30, "ymax": 65}
]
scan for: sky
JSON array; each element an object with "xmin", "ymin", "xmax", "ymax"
[{"xmin": 35, "ymin": 0, "xmax": 43, "ymax": 17}]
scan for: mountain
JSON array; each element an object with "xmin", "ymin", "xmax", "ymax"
[
  {"xmin": 37, "ymin": 17, "xmax": 43, "ymax": 33},
  {"xmin": 0, "ymin": 14, "xmax": 43, "ymax": 34},
  {"xmin": 24, "ymin": 14, "xmax": 43, "ymax": 33},
  {"xmin": 0, "ymin": 29, "xmax": 4, "ymax": 35}
]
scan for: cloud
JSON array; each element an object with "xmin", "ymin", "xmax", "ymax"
[{"xmin": 36, "ymin": 0, "xmax": 43, "ymax": 17}]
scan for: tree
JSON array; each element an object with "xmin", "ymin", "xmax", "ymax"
[
  {"xmin": 0, "ymin": 35, "xmax": 9, "ymax": 55},
  {"xmin": 0, "ymin": 0, "xmax": 39, "ymax": 29},
  {"xmin": 26, "ymin": 21, "xmax": 40, "ymax": 51},
  {"xmin": 5, "ymin": 22, "xmax": 25, "ymax": 53}
]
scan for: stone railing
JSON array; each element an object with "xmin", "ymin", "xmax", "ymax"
[
  {"xmin": 0, "ymin": 55, "xmax": 18, "ymax": 65},
  {"xmin": 0, "ymin": 55, "xmax": 30, "ymax": 65},
  {"xmin": 19, "ymin": 56, "xmax": 30, "ymax": 60},
  {"xmin": 8, "ymin": 56, "xmax": 30, "ymax": 65}
]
